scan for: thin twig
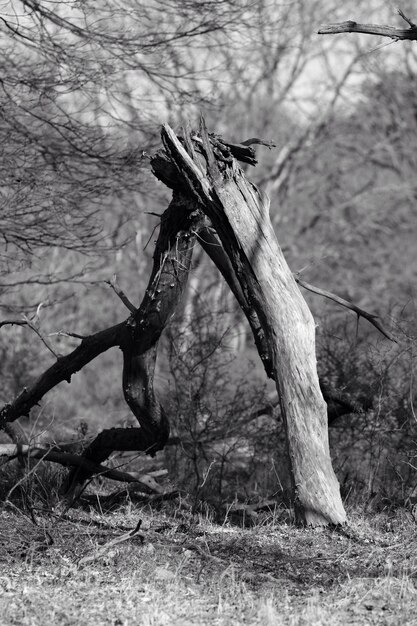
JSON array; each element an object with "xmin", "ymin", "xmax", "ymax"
[
  {"xmin": 143, "ymin": 220, "xmax": 161, "ymax": 251},
  {"xmin": 398, "ymin": 9, "xmax": 417, "ymax": 29},
  {"xmin": 0, "ymin": 319, "xmax": 28, "ymax": 329},
  {"xmin": 295, "ymin": 277, "xmax": 396, "ymax": 342},
  {"xmin": 22, "ymin": 315, "xmax": 61, "ymax": 358},
  {"xmin": 49, "ymin": 330, "xmax": 86, "ymax": 340},
  {"xmin": 77, "ymin": 519, "xmax": 144, "ymax": 567},
  {"xmin": 106, "ymin": 274, "xmax": 137, "ymax": 313}
]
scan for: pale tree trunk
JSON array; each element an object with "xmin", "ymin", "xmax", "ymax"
[{"xmin": 154, "ymin": 121, "xmax": 346, "ymax": 525}]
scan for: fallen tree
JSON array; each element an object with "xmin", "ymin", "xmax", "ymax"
[{"xmin": 0, "ymin": 443, "xmax": 166, "ymax": 494}]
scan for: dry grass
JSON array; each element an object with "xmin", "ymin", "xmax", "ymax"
[{"xmin": 1, "ymin": 501, "xmax": 417, "ymax": 625}]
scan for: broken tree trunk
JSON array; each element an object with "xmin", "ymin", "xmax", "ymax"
[
  {"xmin": 63, "ymin": 194, "xmax": 204, "ymax": 497},
  {"xmin": 152, "ymin": 121, "xmax": 346, "ymax": 525},
  {"xmin": 0, "ymin": 193, "xmax": 204, "ymax": 498}
]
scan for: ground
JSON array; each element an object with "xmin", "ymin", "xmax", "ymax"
[{"xmin": 0, "ymin": 500, "xmax": 416, "ymax": 625}]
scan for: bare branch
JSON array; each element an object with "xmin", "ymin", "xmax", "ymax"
[
  {"xmin": 398, "ymin": 9, "xmax": 417, "ymax": 29},
  {"xmin": 0, "ymin": 195, "xmax": 197, "ymax": 429},
  {"xmin": 22, "ymin": 315, "xmax": 61, "ymax": 359},
  {"xmin": 49, "ymin": 331, "xmax": 87, "ymax": 340},
  {"xmin": 0, "ymin": 319, "xmax": 28, "ymax": 329},
  {"xmin": 318, "ymin": 12, "xmax": 417, "ymax": 41},
  {"xmin": 77, "ymin": 520, "xmax": 144, "ymax": 567},
  {"xmin": 240, "ymin": 137, "xmax": 276, "ymax": 148},
  {"xmin": 295, "ymin": 277, "xmax": 396, "ymax": 342},
  {"xmin": 0, "ymin": 321, "xmax": 125, "ymax": 427},
  {"xmin": 106, "ymin": 274, "xmax": 137, "ymax": 313}
]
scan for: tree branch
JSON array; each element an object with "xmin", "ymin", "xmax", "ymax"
[
  {"xmin": 318, "ymin": 10, "xmax": 417, "ymax": 41},
  {"xmin": 240, "ymin": 137, "xmax": 276, "ymax": 148},
  {"xmin": 0, "ymin": 319, "xmax": 28, "ymax": 329},
  {"xmin": 106, "ymin": 274, "xmax": 137, "ymax": 313},
  {"xmin": 398, "ymin": 9, "xmax": 417, "ymax": 29},
  {"xmin": 77, "ymin": 520, "xmax": 145, "ymax": 567},
  {"xmin": 22, "ymin": 315, "xmax": 61, "ymax": 359},
  {"xmin": 295, "ymin": 277, "xmax": 396, "ymax": 342},
  {"xmin": 65, "ymin": 194, "xmax": 203, "ymax": 492},
  {"xmin": 0, "ymin": 197, "xmax": 201, "ymax": 432},
  {"xmin": 1, "ymin": 193, "xmax": 203, "ymax": 500},
  {"xmin": 0, "ymin": 321, "xmax": 125, "ymax": 427}
]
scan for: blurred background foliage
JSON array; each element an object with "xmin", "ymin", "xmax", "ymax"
[{"xmin": 1, "ymin": 0, "xmax": 416, "ymax": 510}]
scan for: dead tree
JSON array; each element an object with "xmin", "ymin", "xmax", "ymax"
[
  {"xmin": 1, "ymin": 194, "xmax": 204, "ymax": 501},
  {"xmin": 151, "ymin": 122, "xmax": 349, "ymax": 525},
  {"xmin": 0, "ymin": 119, "xmax": 396, "ymax": 524}
]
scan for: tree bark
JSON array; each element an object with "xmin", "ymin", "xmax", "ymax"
[
  {"xmin": 0, "ymin": 193, "xmax": 204, "ymax": 498},
  {"xmin": 64, "ymin": 194, "xmax": 203, "ymax": 494},
  {"xmin": 153, "ymin": 120, "xmax": 346, "ymax": 525}
]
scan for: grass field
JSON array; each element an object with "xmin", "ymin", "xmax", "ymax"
[{"xmin": 1, "ymin": 500, "xmax": 416, "ymax": 625}]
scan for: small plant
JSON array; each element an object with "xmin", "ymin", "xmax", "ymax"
[{"xmin": 317, "ymin": 317, "xmax": 417, "ymax": 507}]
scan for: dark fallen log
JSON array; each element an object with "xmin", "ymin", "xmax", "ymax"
[
  {"xmin": 0, "ymin": 444, "xmax": 163, "ymax": 494},
  {"xmin": 77, "ymin": 484, "xmax": 178, "ymax": 511}
]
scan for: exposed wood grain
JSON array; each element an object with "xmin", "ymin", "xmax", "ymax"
[{"xmin": 158, "ymin": 121, "xmax": 347, "ymax": 525}]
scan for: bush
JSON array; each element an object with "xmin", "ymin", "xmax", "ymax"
[
  {"xmin": 161, "ymin": 308, "xmax": 285, "ymax": 510},
  {"xmin": 317, "ymin": 317, "xmax": 417, "ymax": 507}
]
